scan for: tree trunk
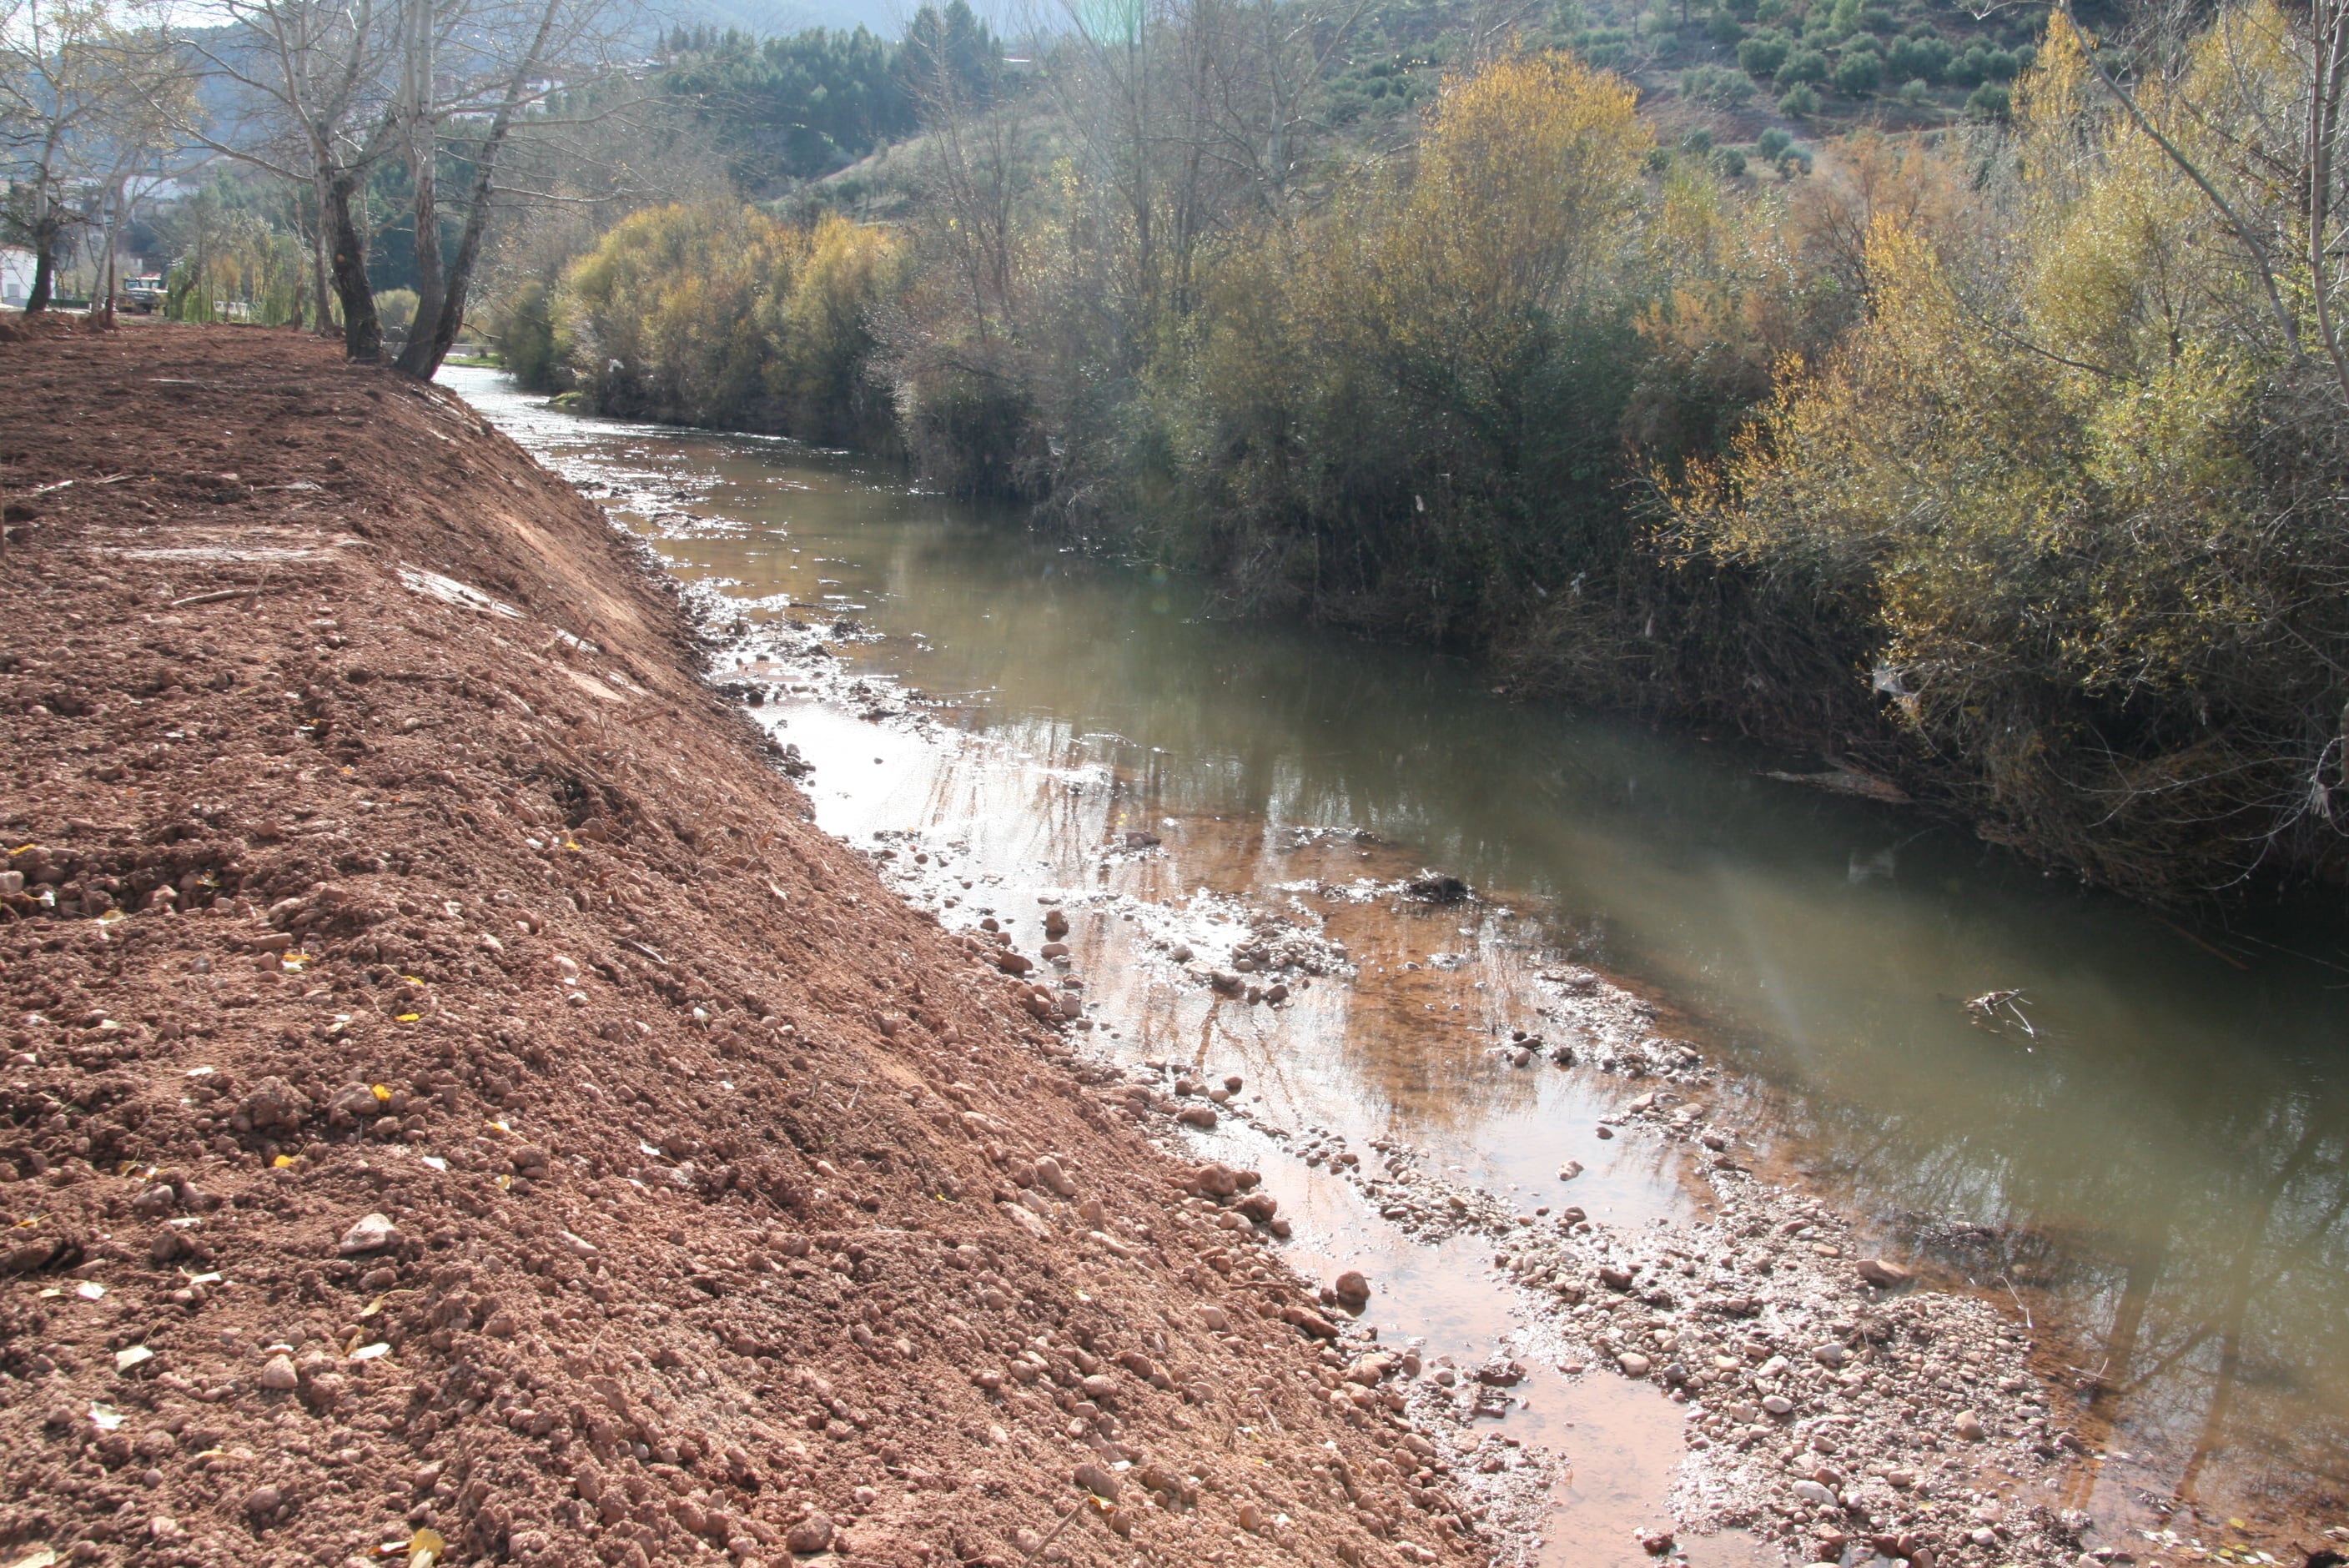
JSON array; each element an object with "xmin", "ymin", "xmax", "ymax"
[
  {"xmin": 327, "ymin": 169, "xmax": 383, "ymax": 362},
  {"xmin": 310, "ymin": 167, "xmax": 338, "ymax": 339},
  {"xmin": 26, "ymin": 239, "xmax": 55, "ymax": 314},
  {"xmin": 394, "ymin": 0, "xmax": 444, "ymax": 375},
  {"xmin": 396, "ymin": 0, "xmax": 566, "ymax": 380}
]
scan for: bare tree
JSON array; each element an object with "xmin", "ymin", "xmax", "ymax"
[
  {"xmin": 173, "ymin": 0, "xmax": 628, "ymax": 374},
  {"xmin": 0, "ymin": 0, "xmax": 186, "ymax": 311}
]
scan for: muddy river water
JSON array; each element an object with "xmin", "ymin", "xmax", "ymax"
[{"xmin": 444, "ymin": 367, "xmax": 2349, "ymax": 1563}]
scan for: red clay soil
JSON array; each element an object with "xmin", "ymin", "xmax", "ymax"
[{"xmin": 0, "ymin": 320, "xmax": 1482, "ymax": 1568}]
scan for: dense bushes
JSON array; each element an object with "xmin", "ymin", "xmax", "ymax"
[
  {"xmin": 556, "ymin": 204, "xmax": 900, "ymax": 445},
  {"xmin": 1669, "ymin": 8, "xmax": 2349, "ymax": 894}
]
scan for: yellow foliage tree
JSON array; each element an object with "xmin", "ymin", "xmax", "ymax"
[
  {"xmin": 1670, "ymin": 4, "xmax": 2349, "ymax": 893},
  {"xmin": 560, "ymin": 204, "xmax": 900, "ymax": 442}
]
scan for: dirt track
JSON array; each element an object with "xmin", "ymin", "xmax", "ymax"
[{"xmin": 0, "ymin": 320, "xmax": 1483, "ymax": 1568}]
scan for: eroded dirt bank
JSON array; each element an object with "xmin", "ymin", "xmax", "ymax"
[{"xmin": 0, "ymin": 321, "xmax": 1484, "ymax": 1568}]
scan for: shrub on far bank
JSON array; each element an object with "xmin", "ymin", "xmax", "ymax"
[{"xmin": 557, "ymin": 203, "xmax": 900, "ymax": 445}]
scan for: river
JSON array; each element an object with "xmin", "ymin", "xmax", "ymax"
[{"xmin": 442, "ymin": 366, "xmax": 2349, "ymax": 1564}]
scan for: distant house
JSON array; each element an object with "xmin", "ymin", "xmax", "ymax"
[{"xmin": 0, "ymin": 248, "xmax": 35, "ymax": 308}]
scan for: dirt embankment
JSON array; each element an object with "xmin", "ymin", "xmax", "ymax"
[{"xmin": 0, "ymin": 322, "xmax": 1481, "ymax": 1568}]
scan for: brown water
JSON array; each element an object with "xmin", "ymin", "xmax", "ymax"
[{"xmin": 447, "ymin": 368, "xmax": 2349, "ymax": 1558}]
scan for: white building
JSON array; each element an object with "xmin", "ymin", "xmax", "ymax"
[{"xmin": 0, "ymin": 248, "xmax": 36, "ymax": 307}]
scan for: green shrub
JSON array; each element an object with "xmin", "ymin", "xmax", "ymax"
[
  {"xmin": 1755, "ymin": 126, "xmax": 1793, "ymax": 158},
  {"xmin": 1681, "ymin": 64, "xmax": 1754, "ymax": 104},
  {"xmin": 1738, "ymin": 31, "xmax": 1791, "ymax": 76},
  {"xmin": 1966, "ymin": 79, "xmax": 2010, "ymax": 117},
  {"xmin": 1776, "ymin": 47, "xmax": 1830, "ymax": 84},
  {"xmin": 1886, "ymin": 33, "xmax": 1950, "ymax": 80},
  {"xmin": 1833, "ymin": 47, "xmax": 1882, "ymax": 93},
  {"xmin": 1778, "ymin": 81, "xmax": 1822, "ymax": 114},
  {"xmin": 495, "ymin": 280, "xmax": 561, "ymax": 391},
  {"xmin": 1715, "ymin": 145, "xmax": 1748, "ymax": 176},
  {"xmin": 1708, "ymin": 8, "xmax": 1748, "ymax": 44},
  {"xmin": 1897, "ymin": 75, "xmax": 1929, "ymax": 104}
]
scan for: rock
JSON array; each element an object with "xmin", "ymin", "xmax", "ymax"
[
  {"xmin": 1811, "ymin": 1343, "xmax": 1847, "ymax": 1369},
  {"xmin": 239, "ymin": 1076, "xmax": 307, "ymax": 1132},
  {"xmin": 1642, "ymin": 1531, "xmax": 1676, "ymax": 1555},
  {"xmin": 1074, "ymin": 1461, "xmax": 1120, "ymax": 1501},
  {"xmin": 1032, "ymin": 1154, "xmax": 1078, "ymax": 1197},
  {"xmin": 1124, "ymin": 830, "xmax": 1161, "ymax": 849},
  {"xmin": 1596, "ymin": 1125, "xmax": 1614, "ymax": 1140},
  {"xmin": 1617, "ymin": 1353, "xmax": 1652, "ymax": 1378},
  {"xmin": 1333, "ymin": 1269, "xmax": 1371, "ymax": 1305},
  {"xmin": 1044, "ymin": 909, "xmax": 1070, "ymax": 940},
  {"xmin": 258, "ymin": 1354, "xmax": 299, "ymax": 1391},
  {"xmin": 1199, "ymin": 1306, "xmax": 1230, "ymax": 1331},
  {"xmin": 1176, "ymin": 1105, "xmax": 1218, "ymax": 1128},
  {"xmin": 1195, "ymin": 1163, "xmax": 1241, "ymax": 1198},
  {"xmin": 1290, "ymin": 1309, "xmax": 1339, "ymax": 1341},
  {"xmin": 1856, "ymin": 1257, "xmax": 1913, "ymax": 1289},
  {"xmin": 244, "ymin": 1484, "xmax": 283, "ymax": 1517},
  {"xmin": 1557, "ymin": 1160, "xmax": 1583, "ymax": 1181},
  {"xmin": 993, "ymin": 951, "xmax": 1034, "ymax": 976},
  {"xmin": 784, "ymin": 1514, "xmax": 834, "ymax": 1553},
  {"xmin": 1598, "ymin": 1264, "xmax": 1637, "ymax": 1290},
  {"xmin": 1209, "ymin": 970, "xmax": 1244, "ymax": 995},
  {"xmin": 1761, "ymin": 1395, "xmax": 1793, "ymax": 1416},
  {"xmin": 1954, "ymin": 1411, "xmax": 1987, "ymax": 1441},
  {"xmin": 338, "ymin": 1212, "xmax": 400, "ymax": 1255},
  {"xmin": 1039, "ymin": 942, "xmax": 1070, "ymax": 959},
  {"xmin": 1792, "ymin": 1480, "xmax": 1837, "ymax": 1508},
  {"xmin": 327, "ymin": 1082, "xmax": 381, "ymax": 1122}
]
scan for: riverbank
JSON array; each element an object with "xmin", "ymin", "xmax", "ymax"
[{"xmin": 0, "ymin": 321, "xmax": 1488, "ymax": 1568}]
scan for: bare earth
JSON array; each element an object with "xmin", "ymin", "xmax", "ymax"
[{"xmin": 0, "ymin": 320, "xmax": 1483, "ymax": 1568}]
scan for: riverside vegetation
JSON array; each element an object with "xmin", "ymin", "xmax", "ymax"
[{"xmin": 494, "ymin": 0, "xmax": 2349, "ymax": 907}]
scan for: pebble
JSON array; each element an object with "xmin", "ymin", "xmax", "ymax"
[
  {"xmin": 1811, "ymin": 1343, "xmax": 1847, "ymax": 1369},
  {"xmin": 1955, "ymin": 1411, "xmax": 1987, "ymax": 1441},
  {"xmin": 1032, "ymin": 1154, "xmax": 1078, "ymax": 1197},
  {"xmin": 1857, "ymin": 1256, "xmax": 1913, "ymax": 1289},
  {"xmin": 1761, "ymin": 1395, "xmax": 1794, "ymax": 1416},
  {"xmin": 1793, "ymin": 1480, "xmax": 1837, "ymax": 1507},
  {"xmin": 1596, "ymin": 1126, "xmax": 1614, "ymax": 1139},
  {"xmin": 1617, "ymin": 1352, "xmax": 1652, "ymax": 1378},
  {"xmin": 1333, "ymin": 1269, "xmax": 1371, "ymax": 1304},
  {"xmin": 337, "ymin": 1212, "xmax": 400, "ymax": 1255},
  {"xmin": 258, "ymin": 1354, "xmax": 299, "ymax": 1391},
  {"xmin": 244, "ymin": 1485, "xmax": 282, "ymax": 1517},
  {"xmin": 784, "ymin": 1514, "xmax": 834, "ymax": 1553}
]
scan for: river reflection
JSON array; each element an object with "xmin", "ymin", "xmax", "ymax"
[{"xmin": 447, "ymin": 367, "xmax": 2349, "ymax": 1548}]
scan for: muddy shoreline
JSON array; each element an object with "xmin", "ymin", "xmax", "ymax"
[{"xmin": 664, "ymin": 570, "xmax": 2151, "ymax": 1568}]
